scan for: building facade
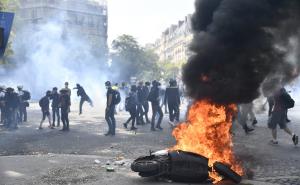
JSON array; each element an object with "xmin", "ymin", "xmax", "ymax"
[
  {"xmin": 17, "ymin": 0, "xmax": 108, "ymax": 58},
  {"xmin": 153, "ymin": 14, "xmax": 193, "ymax": 64}
]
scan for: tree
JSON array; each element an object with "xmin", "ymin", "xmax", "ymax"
[
  {"xmin": 110, "ymin": 35, "xmax": 161, "ymax": 81},
  {"xmin": 0, "ymin": 0, "xmax": 19, "ymax": 64}
]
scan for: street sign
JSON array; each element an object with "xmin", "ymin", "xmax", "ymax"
[{"xmin": 0, "ymin": 12, "xmax": 14, "ymax": 58}]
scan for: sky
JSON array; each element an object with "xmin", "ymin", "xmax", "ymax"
[{"xmin": 107, "ymin": 0, "xmax": 196, "ymax": 46}]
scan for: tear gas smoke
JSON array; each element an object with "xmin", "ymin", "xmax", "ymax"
[
  {"xmin": 2, "ymin": 15, "xmax": 110, "ymax": 107},
  {"xmin": 184, "ymin": 0, "xmax": 300, "ymax": 104}
]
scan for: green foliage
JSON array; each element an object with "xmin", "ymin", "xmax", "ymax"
[
  {"xmin": 158, "ymin": 60, "xmax": 185, "ymax": 83},
  {"xmin": 111, "ymin": 34, "xmax": 161, "ymax": 81}
]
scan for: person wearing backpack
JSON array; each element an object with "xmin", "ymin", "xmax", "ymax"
[
  {"xmin": 148, "ymin": 80, "xmax": 164, "ymax": 131},
  {"xmin": 39, "ymin": 91, "xmax": 53, "ymax": 130},
  {"xmin": 105, "ymin": 81, "xmax": 119, "ymax": 136},
  {"xmin": 123, "ymin": 85, "xmax": 138, "ymax": 130},
  {"xmin": 268, "ymin": 87, "xmax": 298, "ymax": 145}
]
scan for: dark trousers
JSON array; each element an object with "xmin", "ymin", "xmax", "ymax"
[
  {"xmin": 125, "ymin": 108, "xmax": 136, "ymax": 128},
  {"xmin": 0, "ymin": 106, "xmax": 5, "ymax": 123},
  {"xmin": 79, "ymin": 96, "xmax": 93, "ymax": 114},
  {"xmin": 142, "ymin": 101, "xmax": 150, "ymax": 123},
  {"xmin": 105, "ymin": 106, "xmax": 116, "ymax": 135},
  {"xmin": 19, "ymin": 103, "xmax": 27, "ymax": 122},
  {"xmin": 137, "ymin": 103, "xmax": 144, "ymax": 124},
  {"xmin": 168, "ymin": 102, "xmax": 179, "ymax": 122},
  {"xmin": 61, "ymin": 108, "xmax": 69, "ymax": 130},
  {"xmin": 5, "ymin": 108, "xmax": 17, "ymax": 129},
  {"xmin": 52, "ymin": 107, "xmax": 60, "ymax": 126},
  {"xmin": 151, "ymin": 103, "xmax": 163, "ymax": 129}
]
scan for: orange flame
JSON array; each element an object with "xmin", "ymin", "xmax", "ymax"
[{"xmin": 171, "ymin": 100, "xmax": 243, "ymax": 183}]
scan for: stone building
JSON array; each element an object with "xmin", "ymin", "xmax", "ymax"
[
  {"xmin": 153, "ymin": 14, "xmax": 193, "ymax": 64},
  {"xmin": 17, "ymin": 0, "xmax": 108, "ymax": 58}
]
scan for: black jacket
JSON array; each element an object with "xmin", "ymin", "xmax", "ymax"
[
  {"xmin": 39, "ymin": 96, "xmax": 50, "ymax": 111},
  {"xmin": 164, "ymin": 87, "xmax": 180, "ymax": 105},
  {"xmin": 50, "ymin": 93, "xmax": 60, "ymax": 108},
  {"xmin": 60, "ymin": 94, "xmax": 71, "ymax": 110}
]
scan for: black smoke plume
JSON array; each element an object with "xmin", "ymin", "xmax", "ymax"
[{"xmin": 183, "ymin": 0, "xmax": 300, "ymax": 104}]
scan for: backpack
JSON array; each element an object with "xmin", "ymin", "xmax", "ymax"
[
  {"xmin": 22, "ymin": 90, "xmax": 31, "ymax": 101},
  {"xmin": 125, "ymin": 97, "xmax": 131, "ymax": 111},
  {"xmin": 281, "ymin": 93, "xmax": 295, "ymax": 109},
  {"xmin": 39, "ymin": 97, "xmax": 46, "ymax": 108},
  {"xmin": 112, "ymin": 90, "xmax": 121, "ymax": 105}
]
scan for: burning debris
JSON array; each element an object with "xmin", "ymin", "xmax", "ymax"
[{"xmin": 132, "ymin": 0, "xmax": 300, "ymax": 184}]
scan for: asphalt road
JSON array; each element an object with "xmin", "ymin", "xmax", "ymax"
[{"xmin": 0, "ymin": 103, "xmax": 300, "ymax": 185}]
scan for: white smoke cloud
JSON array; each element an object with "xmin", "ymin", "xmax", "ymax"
[{"xmin": 4, "ymin": 18, "xmax": 110, "ymax": 108}]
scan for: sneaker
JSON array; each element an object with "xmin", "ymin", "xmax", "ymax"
[
  {"xmin": 123, "ymin": 123, "xmax": 128, "ymax": 129},
  {"xmin": 130, "ymin": 127, "xmax": 137, "ymax": 131},
  {"xmin": 151, "ymin": 127, "xmax": 156, "ymax": 131},
  {"xmin": 292, "ymin": 135, "xmax": 298, "ymax": 146},
  {"xmin": 168, "ymin": 121, "xmax": 175, "ymax": 128},
  {"xmin": 269, "ymin": 140, "xmax": 279, "ymax": 145},
  {"xmin": 104, "ymin": 132, "xmax": 111, "ymax": 136},
  {"xmin": 244, "ymin": 126, "xmax": 254, "ymax": 134},
  {"xmin": 38, "ymin": 127, "xmax": 43, "ymax": 130},
  {"xmin": 156, "ymin": 126, "xmax": 163, "ymax": 131}
]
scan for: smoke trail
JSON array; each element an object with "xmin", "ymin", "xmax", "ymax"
[
  {"xmin": 3, "ymin": 15, "xmax": 110, "ymax": 106},
  {"xmin": 183, "ymin": 0, "xmax": 300, "ymax": 104}
]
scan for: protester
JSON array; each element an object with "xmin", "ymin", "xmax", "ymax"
[
  {"xmin": 142, "ymin": 82, "xmax": 151, "ymax": 123},
  {"xmin": 17, "ymin": 86, "xmax": 30, "ymax": 123},
  {"xmin": 73, "ymin": 84, "xmax": 93, "ymax": 115},
  {"xmin": 4, "ymin": 88, "xmax": 19, "ymax": 130},
  {"xmin": 60, "ymin": 89, "xmax": 71, "ymax": 131},
  {"xmin": 148, "ymin": 80, "xmax": 164, "ymax": 131},
  {"xmin": 123, "ymin": 85, "xmax": 138, "ymax": 130},
  {"xmin": 105, "ymin": 81, "xmax": 119, "ymax": 136},
  {"xmin": 268, "ymin": 88, "xmax": 298, "ymax": 145},
  {"xmin": 50, "ymin": 87, "xmax": 60, "ymax": 127},
  {"xmin": 164, "ymin": 79, "xmax": 181, "ymax": 127},
  {"xmin": 39, "ymin": 91, "xmax": 53, "ymax": 130},
  {"xmin": 62, "ymin": 82, "xmax": 71, "ymax": 112},
  {"xmin": 237, "ymin": 103, "xmax": 255, "ymax": 134},
  {"xmin": 137, "ymin": 81, "xmax": 146, "ymax": 125},
  {"xmin": 119, "ymin": 82, "xmax": 129, "ymax": 112},
  {"xmin": 0, "ymin": 86, "xmax": 5, "ymax": 123}
]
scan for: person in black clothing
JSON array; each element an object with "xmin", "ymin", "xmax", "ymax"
[
  {"xmin": 17, "ymin": 86, "xmax": 30, "ymax": 123},
  {"xmin": 50, "ymin": 87, "xmax": 60, "ymax": 127},
  {"xmin": 105, "ymin": 81, "xmax": 116, "ymax": 136},
  {"xmin": 4, "ymin": 88, "xmax": 20, "ymax": 130},
  {"xmin": 164, "ymin": 79, "xmax": 181, "ymax": 127},
  {"xmin": 123, "ymin": 85, "xmax": 138, "ymax": 130},
  {"xmin": 137, "ymin": 82, "xmax": 145, "ymax": 125},
  {"xmin": 142, "ymin": 82, "xmax": 151, "ymax": 123},
  {"xmin": 0, "ymin": 86, "xmax": 5, "ymax": 123},
  {"xmin": 148, "ymin": 80, "xmax": 164, "ymax": 131},
  {"xmin": 74, "ymin": 84, "xmax": 93, "ymax": 115},
  {"xmin": 39, "ymin": 91, "xmax": 53, "ymax": 129},
  {"xmin": 60, "ymin": 89, "xmax": 71, "ymax": 131}
]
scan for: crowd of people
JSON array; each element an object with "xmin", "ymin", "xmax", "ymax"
[
  {"xmin": 236, "ymin": 87, "xmax": 298, "ymax": 146},
  {"xmin": 0, "ymin": 85, "xmax": 31, "ymax": 130},
  {"xmin": 104, "ymin": 79, "xmax": 181, "ymax": 136},
  {"xmin": 0, "ymin": 79, "xmax": 298, "ymax": 146}
]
